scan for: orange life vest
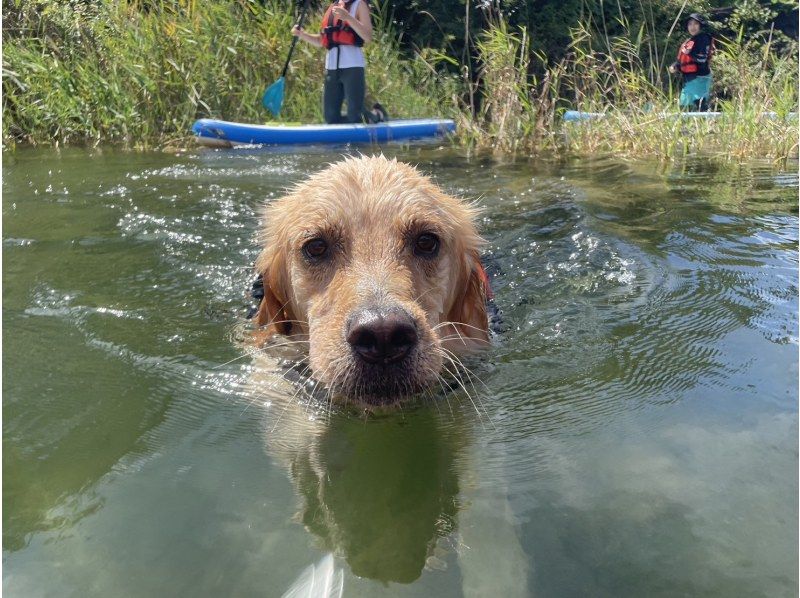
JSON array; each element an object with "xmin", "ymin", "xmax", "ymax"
[{"xmin": 321, "ymin": 0, "xmax": 364, "ymax": 49}]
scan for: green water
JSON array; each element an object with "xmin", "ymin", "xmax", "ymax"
[{"xmin": 3, "ymin": 146, "xmax": 797, "ymax": 597}]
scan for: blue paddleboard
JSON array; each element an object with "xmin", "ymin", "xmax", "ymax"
[
  {"xmin": 191, "ymin": 118, "xmax": 456, "ymax": 147},
  {"xmin": 563, "ymin": 110, "xmax": 798, "ymax": 122}
]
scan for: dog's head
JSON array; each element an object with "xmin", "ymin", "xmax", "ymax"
[{"xmin": 254, "ymin": 155, "xmax": 489, "ymax": 405}]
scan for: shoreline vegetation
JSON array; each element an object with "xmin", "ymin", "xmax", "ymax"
[{"xmin": 3, "ymin": 0, "xmax": 798, "ymax": 161}]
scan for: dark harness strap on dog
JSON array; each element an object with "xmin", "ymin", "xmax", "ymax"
[
  {"xmin": 478, "ymin": 258, "xmax": 504, "ymax": 335},
  {"xmin": 486, "ymin": 298, "xmax": 503, "ymax": 336},
  {"xmin": 246, "ymin": 273, "xmax": 265, "ymax": 320}
]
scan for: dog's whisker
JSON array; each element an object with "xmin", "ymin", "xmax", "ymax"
[
  {"xmin": 239, "ymin": 380, "xmax": 280, "ymax": 416},
  {"xmin": 267, "ymin": 337, "xmax": 311, "ymax": 345},
  {"xmin": 437, "ymin": 366, "xmax": 471, "ymax": 418},
  {"xmin": 439, "ymin": 346, "xmax": 491, "ymax": 394},
  {"xmin": 446, "ymin": 369, "xmax": 491, "ymax": 425},
  {"xmin": 238, "ymin": 389, "xmax": 266, "ymax": 415},
  {"xmin": 318, "ymin": 356, "xmax": 350, "ymax": 421},
  {"xmin": 274, "ymin": 357, "xmax": 314, "ymax": 386},
  {"xmin": 300, "ymin": 357, "xmax": 341, "ymax": 408},
  {"xmin": 323, "ymin": 363, "xmax": 346, "ymax": 416},
  {"xmin": 268, "ymin": 364, "xmax": 325, "ymax": 433},
  {"xmin": 304, "ymin": 355, "xmax": 347, "ymax": 421},
  {"xmin": 436, "ymin": 353, "xmax": 472, "ymax": 398},
  {"xmin": 412, "ymin": 285, "xmax": 441, "ymax": 305},
  {"xmin": 269, "ymin": 396, "xmax": 298, "ymax": 433},
  {"xmin": 238, "ymin": 353, "xmax": 314, "ymax": 418},
  {"xmin": 265, "ymin": 358, "xmax": 336, "ymax": 432},
  {"xmin": 435, "ymin": 334, "xmax": 491, "ymax": 346},
  {"xmin": 438, "ymin": 359, "xmax": 479, "ymax": 418},
  {"xmin": 431, "ymin": 374, "xmax": 454, "ymax": 417},
  {"xmin": 439, "ymin": 348, "xmax": 495, "ymax": 429},
  {"xmin": 255, "ymin": 298, "xmax": 298, "ymax": 331},
  {"xmin": 434, "ymin": 320, "xmax": 493, "ymax": 335},
  {"xmin": 439, "ymin": 345, "xmax": 487, "ymax": 395},
  {"xmin": 445, "ymin": 323, "xmax": 471, "ymax": 350},
  {"xmin": 215, "ymin": 347, "xmax": 263, "ymax": 369},
  {"xmin": 319, "ymin": 365, "xmax": 338, "ymax": 417},
  {"xmin": 418, "ymin": 384, "xmax": 434, "ymax": 409},
  {"xmin": 437, "ymin": 352, "xmax": 490, "ymax": 425},
  {"xmin": 258, "ymin": 318, "xmax": 308, "ymax": 329}
]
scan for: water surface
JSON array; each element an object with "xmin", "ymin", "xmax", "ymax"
[{"xmin": 3, "ymin": 145, "xmax": 798, "ymax": 597}]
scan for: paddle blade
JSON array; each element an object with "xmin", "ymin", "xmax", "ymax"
[{"xmin": 262, "ymin": 77, "xmax": 285, "ymax": 116}]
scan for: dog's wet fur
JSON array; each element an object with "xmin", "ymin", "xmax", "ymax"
[{"xmin": 253, "ymin": 155, "xmax": 490, "ymax": 406}]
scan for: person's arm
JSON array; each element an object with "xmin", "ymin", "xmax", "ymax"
[
  {"xmin": 688, "ymin": 34, "xmax": 711, "ymax": 64},
  {"xmin": 291, "ymin": 25, "xmax": 323, "ymax": 48},
  {"xmin": 332, "ymin": 0, "xmax": 373, "ymax": 44}
]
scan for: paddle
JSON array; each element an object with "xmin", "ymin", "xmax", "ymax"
[{"xmin": 262, "ymin": 0, "xmax": 312, "ymax": 117}]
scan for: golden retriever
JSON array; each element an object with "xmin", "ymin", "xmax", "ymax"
[{"xmin": 252, "ymin": 155, "xmax": 491, "ymax": 406}]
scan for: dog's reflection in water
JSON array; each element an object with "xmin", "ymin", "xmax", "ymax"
[
  {"xmin": 252, "ymin": 359, "xmax": 464, "ymax": 584},
  {"xmin": 250, "ymin": 355, "xmax": 529, "ymax": 597},
  {"xmin": 294, "ymin": 409, "xmax": 462, "ymax": 583}
]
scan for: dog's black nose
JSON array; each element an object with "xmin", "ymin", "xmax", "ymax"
[{"xmin": 346, "ymin": 309, "xmax": 418, "ymax": 365}]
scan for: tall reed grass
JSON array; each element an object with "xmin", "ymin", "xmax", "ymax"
[
  {"xmin": 4, "ymin": 0, "xmax": 798, "ymax": 161},
  {"xmin": 2, "ymin": 0, "xmax": 444, "ymax": 147},
  {"xmin": 458, "ymin": 12, "xmax": 798, "ymax": 162}
]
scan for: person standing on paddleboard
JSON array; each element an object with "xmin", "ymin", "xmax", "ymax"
[
  {"xmin": 669, "ymin": 12, "xmax": 715, "ymax": 111},
  {"xmin": 291, "ymin": 0, "xmax": 387, "ymax": 124}
]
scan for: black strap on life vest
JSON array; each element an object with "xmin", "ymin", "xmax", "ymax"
[{"xmin": 323, "ymin": 0, "xmax": 363, "ymax": 50}]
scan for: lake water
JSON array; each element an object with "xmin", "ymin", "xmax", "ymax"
[{"xmin": 3, "ymin": 145, "xmax": 798, "ymax": 597}]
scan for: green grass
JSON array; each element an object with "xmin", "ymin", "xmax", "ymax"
[
  {"xmin": 455, "ymin": 17, "xmax": 798, "ymax": 162},
  {"xmin": 3, "ymin": 0, "xmax": 797, "ymax": 161},
  {"xmin": 2, "ymin": 0, "xmax": 445, "ymax": 148}
]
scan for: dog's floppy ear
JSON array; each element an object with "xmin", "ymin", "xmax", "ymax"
[
  {"xmin": 254, "ymin": 252, "xmax": 295, "ymax": 336},
  {"xmin": 445, "ymin": 249, "xmax": 491, "ymax": 347}
]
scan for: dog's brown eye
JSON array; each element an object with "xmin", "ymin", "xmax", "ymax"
[
  {"xmin": 414, "ymin": 233, "xmax": 440, "ymax": 257},
  {"xmin": 302, "ymin": 238, "xmax": 328, "ymax": 260}
]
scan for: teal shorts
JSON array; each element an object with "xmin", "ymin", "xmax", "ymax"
[{"xmin": 680, "ymin": 75, "xmax": 712, "ymax": 108}]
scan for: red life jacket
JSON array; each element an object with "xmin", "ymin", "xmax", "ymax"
[
  {"xmin": 321, "ymin": 0, "xmax": 364, "ymax": 49},
  {"xmin": 677, "ymin": 37, "xmax": 714, "ymax": 74}
]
